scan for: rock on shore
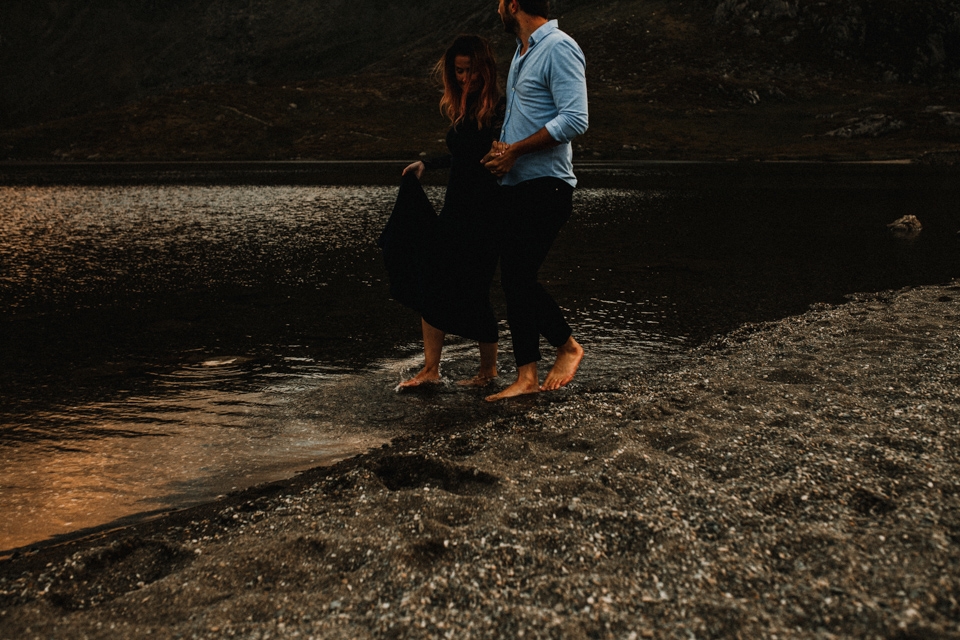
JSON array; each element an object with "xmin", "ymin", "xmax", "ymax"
[{"xmin": 2, "ymin": 282, "xmax": 960, "ymax": 639}]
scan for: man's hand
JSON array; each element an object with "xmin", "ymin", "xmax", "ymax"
[
  {"xmin": 481, "ymin": 141, "xmax": 516, "ymax": 178},
  {"xmin": 482, "ymin": 128, "xmax": 561, "ymax": 178}
]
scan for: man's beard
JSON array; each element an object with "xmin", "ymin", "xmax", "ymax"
[{"xmin": 501, "ymin": 10, "xmax": 519, "ymax": 34}]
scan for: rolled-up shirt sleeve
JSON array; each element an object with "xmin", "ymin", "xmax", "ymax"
[{"xmin": 544, "ymin": 39, "xmax": 588, "ymax": 143}]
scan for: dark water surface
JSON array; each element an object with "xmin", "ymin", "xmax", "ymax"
[{"xmin": 2, "ymin": 165, "xmax": 958, "ymax": 552}]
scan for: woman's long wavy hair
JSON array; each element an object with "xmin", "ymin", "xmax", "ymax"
[{"xmin": 435, "ymin": 35, "xmax": 500, "ymax": 129}]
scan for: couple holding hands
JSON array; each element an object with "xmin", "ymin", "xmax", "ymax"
[{"xmin": 386, "ymin": 0, "xmax": 587, "ymax": 402}]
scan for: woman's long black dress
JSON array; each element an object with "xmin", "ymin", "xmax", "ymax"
[{"xmin": 419, "ymin": 109, "xmax": 501, "ymax": 343}]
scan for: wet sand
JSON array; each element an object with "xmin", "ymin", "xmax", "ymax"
[{"xmin": 2, "ymin": 280, "xmax": 959, "ymax": 638}]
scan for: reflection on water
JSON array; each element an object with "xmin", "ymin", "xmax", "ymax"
[{"xmin": 2, "ymin": 179, "xmax": 958, "ymax": 553}]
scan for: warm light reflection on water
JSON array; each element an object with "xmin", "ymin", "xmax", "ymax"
[{"xmin": 0, "ymin": 359, "xmax": 388, "ymax": 552}]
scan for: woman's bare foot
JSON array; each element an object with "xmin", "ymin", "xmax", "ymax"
[
  {"xmin": 397, "ymin": 368, "xmax": 441, "ymax": 389},
  {"xmin": 541, "ymin": 337, "xmax": 584, "ymax": 391},
  {"xmin": 457, "ymin": 372, "xmax": 497, "ymax": 387},
  {"xmin": 396, "ymin": 319, "xmax": 445, "ymax": 390},
  {"xmin": 469, "ymin": 342, "xmax": 498, "ymax": 387}
]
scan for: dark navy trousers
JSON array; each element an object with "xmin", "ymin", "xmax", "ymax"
[{"xmin": 499, "ymin": 177, "xmax": 574, "ymax": 367}]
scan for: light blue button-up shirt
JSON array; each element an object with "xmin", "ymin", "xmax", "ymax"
[{"xmin": 501, "ymin": 20, "xmax": 588, "ymax": 187}]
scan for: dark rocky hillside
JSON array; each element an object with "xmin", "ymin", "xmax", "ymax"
[
  {"xmin": 712, "ymin": 0, "xmax": 960, "ymax": 81},
  {"xmin": 0, "ymin": 0, "xmax": 498, "ymax": 127},
  {"xmin": 2, "ymin": 0, "xmax": 960, "ymax": 162}
]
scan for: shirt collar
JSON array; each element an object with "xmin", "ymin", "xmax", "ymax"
[{"xmin": 516, "ymin": 19, "xmax": 558, "ymax": 49}]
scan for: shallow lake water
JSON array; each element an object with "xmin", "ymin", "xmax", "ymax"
[{"xmin": 1, "ymin": 174, "xmax": 958, "ymax": 553}]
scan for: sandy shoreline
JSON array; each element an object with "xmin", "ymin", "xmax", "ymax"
[{"xmin": 2, "ymin": 282, "xmax": 960, "ymax": 638}]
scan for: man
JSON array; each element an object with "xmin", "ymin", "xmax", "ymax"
[{"xmin": 482, "ymin": 0, "xmax": 588, "ymax": 402}]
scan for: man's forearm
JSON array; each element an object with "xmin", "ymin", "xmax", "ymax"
[{"xmin": 509, "ymin": 127, "xmax": 561, "ymax": 159}]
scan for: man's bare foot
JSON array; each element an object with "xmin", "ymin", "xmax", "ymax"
[
  {"xmin": 456, "ymin": 372, "xmax": 497, "ymax": 387},
  {"xmin": 485, "ymin": 363, "xmax": 538, "ymax": 402},
  {"xmin": 484, "ymin": 379, "xmax": 539, "ymax": 402},
  {"xmin": 541, "ymin": 337, "xmax": 584, "ymax": 391},
  {"xmin": 397, "ymin": 369, "xmax": 441, "ymax": 389}
]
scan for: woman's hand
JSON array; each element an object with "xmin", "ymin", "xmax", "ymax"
[
  {"xmin": 481, "ymin": 141, "xmax": 508, "ymax": 163},
  {"xmin": 402, "ymin": 161, "xmax": 425, "ymax": 179}
]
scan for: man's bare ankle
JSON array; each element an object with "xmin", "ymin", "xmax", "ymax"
[{"xmin": 559, "ymin": 336, "xmax": 583, "ymax": 355}]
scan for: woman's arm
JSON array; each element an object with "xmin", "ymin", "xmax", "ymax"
[{"xmin": 402, "ymin": 161, "xmax": 425, "ymax": 179}]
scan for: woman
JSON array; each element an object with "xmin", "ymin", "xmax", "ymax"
[{"xmin": 397, "ymin": 35, "xmax": 504, "ymax": 388}]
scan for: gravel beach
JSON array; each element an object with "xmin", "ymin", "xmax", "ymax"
[{"xmin": 2, "ymin": 281, "xmax": 960, "ymax": 639}]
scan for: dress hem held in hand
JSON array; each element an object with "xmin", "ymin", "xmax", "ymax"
[{"xmin": 377, "ymin": 172, "xmax": 438, "ymax": 313}]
